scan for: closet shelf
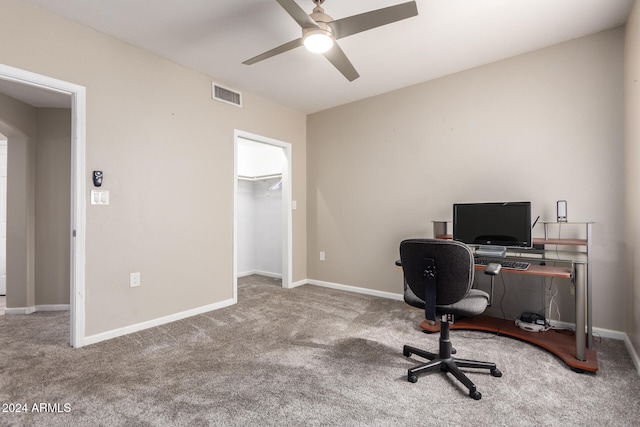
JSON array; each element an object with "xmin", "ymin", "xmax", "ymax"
[{"xmin": 238, "ymin": 173, "xmax": 282, "ymax": 181}]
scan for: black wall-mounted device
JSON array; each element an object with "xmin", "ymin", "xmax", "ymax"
[{"xmin": 93, "ymin": 170, "xmax": 103, "ymax": 187}]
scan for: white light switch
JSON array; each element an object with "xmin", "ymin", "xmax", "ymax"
[{"xmin": 91, "ymin": 190, "xmax": 110, "ymax": 205}]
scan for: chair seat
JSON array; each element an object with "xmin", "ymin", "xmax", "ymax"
[
  {"xmin": 436, "ymin": 289, "xmax": 489, "ymax": 318},
  {"xmin": 405, "ymin": 287, "xmax": 489, "ymax": 318}
]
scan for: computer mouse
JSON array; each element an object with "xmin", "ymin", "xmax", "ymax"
[{"xmin": 485, "ymin": 262, "xmax": 502, "ymax": 276}]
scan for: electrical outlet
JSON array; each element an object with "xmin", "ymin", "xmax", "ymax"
[
  {"xmin": 130, "ymin": 272, "xmax": 141, "ymax": 288},
  {"xmin": 320, "ymin": 251, "xmax": 325, "ymax": 261}
]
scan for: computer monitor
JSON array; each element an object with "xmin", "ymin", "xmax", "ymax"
[{"xmin": 452, "ymin": 202, "xmax": 533, "ymax": 255}]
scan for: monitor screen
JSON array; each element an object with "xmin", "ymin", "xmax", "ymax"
[{"xmin": 452, "ymin": 202, "xmax": 532, "ymax": 249}]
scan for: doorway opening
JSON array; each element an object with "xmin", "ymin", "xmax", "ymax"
[
  {"xmin": 233, "ymin": 130, "xmax": 292, "ymax": 301},
  {"xmin": 0, "ymin": 135, "xmax": 5, "ymax": 316},
  {"xmin": 0, "ymin": 64, "xmax": 86, "ymax": 347}
]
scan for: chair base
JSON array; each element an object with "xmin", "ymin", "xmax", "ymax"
[{"xmin": 403, "ymin": 322, "xmax": 502, "ymax": 400}]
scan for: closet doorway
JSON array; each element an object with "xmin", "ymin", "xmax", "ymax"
[{"xmin": 233, "ymin": 130, "xmax": 292, "ymax": 301}]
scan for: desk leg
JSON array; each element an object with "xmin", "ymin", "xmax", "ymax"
[
  {"xmin": 587, "ymin": 222, "xmax": 593, "ymax": 349},
  {"xmin": 575, "ymin": 263, "xmax": 586, "ymax": 361}
]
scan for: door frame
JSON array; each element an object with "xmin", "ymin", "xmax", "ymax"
[
  {"xmin": 0, "ymin": 64, "xmax": 86, "ymax": 348},
  {"xmin": 233, "ymin": 129, "xmax": 292, "ymax": 301}
]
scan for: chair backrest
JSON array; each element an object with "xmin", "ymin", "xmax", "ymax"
[{"xmin": 399, "ymin": 238, "xmax": 475, "ymax": 307}]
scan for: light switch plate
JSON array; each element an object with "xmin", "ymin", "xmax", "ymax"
[{"xmin": 90, "ymin": 190, "xmax": 109, "ymax": 205}]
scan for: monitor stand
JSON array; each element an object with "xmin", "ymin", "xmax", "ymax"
[{"xmin": 475, "ymin": 245, "xmax": 507, "ymax": 258}]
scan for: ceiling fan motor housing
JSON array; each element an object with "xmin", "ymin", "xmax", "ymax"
[
  {"xmin": 308, "ymin": 4, "xmax": 333, "ymax": 29},
  {"xmin": 302, "ymin": 3, "xmax": 334, "ymax": 52}
]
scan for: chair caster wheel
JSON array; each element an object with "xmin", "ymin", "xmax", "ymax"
[
  {"xmin": 403, "ymin": 348, "xmax": 412, "ymax": 357},
  {"xmin": 451, "ymin": 347, "xmax": 457, "ymax": 354},
  {"xmin": 470, "ymin": 390, "xmax": 482, "ymax": 400},
  {"xmin": 408, "ymin": 374, "xmax": 418, "ymax": 383},
  {"xmin": 491, "ymin": 368, "xmax": 502, "ymax": 377}
]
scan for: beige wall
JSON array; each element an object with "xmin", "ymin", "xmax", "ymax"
[
  {"xmin": 625, "ymin": 1, "xmax": 640, "ymax": 357},
  {"xmin": 35, "ymin": 108, "xmax": 71, "ymax": 305},
  {"xmin": 0, "ymin": 0, "xmax": 306, "ymax": 336},
  {"xmin": 308, "ymin": 28, "xmax": 626, "ymax": 332},
  {"xmin": 0, "ymin": 92, "xmax": 36, "ymax": 309}
]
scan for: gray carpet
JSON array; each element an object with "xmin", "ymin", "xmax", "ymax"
[{"xmin": 1, "ymin": 275, "xmax": 639, "ymax": 426}]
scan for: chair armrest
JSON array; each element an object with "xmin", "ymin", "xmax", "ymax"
[{"xmin": 483, "ymin": 263, "xmax": 500, "ymax": 307}]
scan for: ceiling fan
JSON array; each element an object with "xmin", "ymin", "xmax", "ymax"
[{"xmin": 243, "ymin": 0, "xmax": 419, "ymax": 82}]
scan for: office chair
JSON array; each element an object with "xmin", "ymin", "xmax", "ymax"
[{"xmin": 397, "ymin": 238, "xmax": 502, "ymax": 400}]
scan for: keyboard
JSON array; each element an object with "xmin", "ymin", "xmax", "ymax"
[{"xmin": 474, "ymin": 258, "xmax": 530, "ymax": 271}]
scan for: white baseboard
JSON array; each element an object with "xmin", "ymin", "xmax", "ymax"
[
  {"xmin": 550, "ymin": 320, "xmax": 627, "ymax": 341},
  {"xmin": 5, "ymin": 307, "xmax": 35, "ymax": 315},
  {"xmin": 587, "ymin": 325, "xmax": 627, "ymax": 341},
  {"xmin": 5, "ymin": 304, "xmax": 70, "ymax": 315},
  {"xmin": 305, "ymin": 278, "xmax": 640, "ymax": 374},
  {"xmin": 84, "ymin": 298, "xmax": 235, "ymax": 346},
  {"xmin": 18, "ymin": 274, "xmax": 634, "ymax": 377},
  {"xmin": 551, "ymin": 321, "xmax": 640, "ymax": 374},
  {"xmin": 288, "ymin": 279, "xmax": 307, "ymax": 289},
  {"xmin": 304, "ymin": 280, "xmax": 633, "ymax": 345},
  {"xmin": 306, "ymin": 279, "xmax": 404, "ymax": 301},
  {"xmin": 238, "ymin": 270, "xmax": 282, "ymax": 279},
  {"xmin": 623, "ymin": 334, "xmax": 640, "ymax": 375}
]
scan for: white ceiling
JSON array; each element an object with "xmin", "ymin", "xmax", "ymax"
[{"xmin": 11, "ymin": 0, "xmax": 636, "ymax": 113}]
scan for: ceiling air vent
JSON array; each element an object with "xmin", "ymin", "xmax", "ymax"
[{"xmin": 212, "ymin": 82, "xmax": 242, "ymax": 107}]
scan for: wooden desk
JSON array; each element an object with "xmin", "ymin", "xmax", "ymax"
[
  {"xmin": 419, "ymin": 315, "xmax": 597, "ymax": 372},
  {"xmin": 424, "ymin": 222, "xmax": 596, "ymax": 372},
  {"xmin": 484, "ymin": 262, "xmax": 571, "ymax": 278},
  {"xmin": 418, "ymin": 261, "xmax": 595, "ymax": 372}
]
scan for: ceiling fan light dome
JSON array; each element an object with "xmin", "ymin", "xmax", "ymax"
[{"xmin": 303, "ymin": 29, "xmax": 334, "ymax": 53}]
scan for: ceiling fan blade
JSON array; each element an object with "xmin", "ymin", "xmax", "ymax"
[
  {"xmin": 243, "ymin": 38, "xmax": 303, "ymax": 65},
  {"xmin": 322, "ymin": 42, "xmax": 360, "ymax": 82},
  {"xmin": 328, "ymin": 1, "xmax": 418, "ymax": 40},
  {"xmin": 276, "ymin": 0, "xmax": 319, "ymax": 29}
]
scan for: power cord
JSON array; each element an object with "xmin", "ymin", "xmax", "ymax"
[{"xmin": 499, "ymin": 273, "xmax": 507, "ymax": 321}]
